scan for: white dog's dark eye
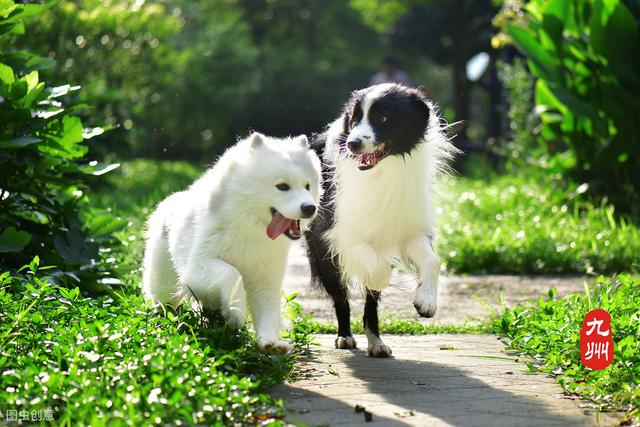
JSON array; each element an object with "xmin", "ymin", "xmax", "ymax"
[{"xmin": 276, "ymin": 183, "xmax": 290, "ymax": 191}]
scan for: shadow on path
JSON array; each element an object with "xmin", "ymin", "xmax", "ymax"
[{"xmin": 273, "ymin": 335, "xmax": 597, "ymax": 426}]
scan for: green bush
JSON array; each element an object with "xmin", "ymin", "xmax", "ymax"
[
  {"xmin": 495, "ymin": 0, "xmax": 640, "ymax": 211},
  {"xmin": 0, "ymin": 1, "xmax": 125, "ymax": 290}
]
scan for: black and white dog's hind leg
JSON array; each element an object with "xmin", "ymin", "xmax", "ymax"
[
  {"xmin": 306, "ymin": 233, "xmax": 357, "ymax": 349},
  {"xmin": 364, "ymin": 289, "xmax": 392, "ymax": 357}
]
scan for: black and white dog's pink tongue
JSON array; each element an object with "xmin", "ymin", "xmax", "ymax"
[
  {"xmin": 267, "ymin": 212, "xmax": 293, "ymax": 240},
  {"xmin": 358, "ymin": 153, "xmax": 377, "ymax": 168}
]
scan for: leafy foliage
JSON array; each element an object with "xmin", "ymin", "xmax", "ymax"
[
  {"xmin": 496, "ymin": 58, "xmax": 540, "ymax": 167},
  {"xmin": 0, "ymin": 0, "xmax": 125, "ymax": 290},
  {"xmin": 490, "ymin": 275, "xmax": 640, "ymax": 423},
  {"xmin": 495, "ymin": 0, "xmax": 640, "ymax": 212},
  {"xmin": 21, "ymin": 0, "xmax": 387, "ymax": 159},
  {"xmin": 0, "ymin": 260, "xmax": 312, "ymax": 425}
]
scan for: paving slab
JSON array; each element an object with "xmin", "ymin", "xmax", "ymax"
[{"xmin": 273, "ymin": 335, "xmax": 616, "ymax": 426}]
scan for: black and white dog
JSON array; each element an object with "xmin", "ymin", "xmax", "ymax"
[{"xmin": 305, "ymin": 83, "xmax": 456, "ymax": 357}]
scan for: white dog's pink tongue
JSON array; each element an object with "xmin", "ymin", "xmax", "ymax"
[{"xmin": 267, "ymin": 213, "xmax": 292, "ymax": 240}]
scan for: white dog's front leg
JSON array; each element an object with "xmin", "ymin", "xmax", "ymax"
[
  {"xmin": 245, "ymin": 283, "xmax": 291, "ymax": 355},
  {"xmin": 180, "ymin": 258, "xmax": 247, "ymax": 328},
  {"xmin": 404, "ymin": 234, "xmax": 440, "ymax": 318}
]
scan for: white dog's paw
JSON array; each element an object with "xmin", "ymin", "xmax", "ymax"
[
  {"xmin": 413, "ymin": 283, "xmax": 437, "ymax": 318},
  {"xmin": 335, "ymin": 336, "xmax": 357, "ymax": 349},
  {"xmin": 367, "ymin": 343, "xmax": 393, "ymax": 358},
  {"xmin": 259, "ymin": 339, "xmax": 292, "ymax": 355},
  {"xmin": 223, "ymin": 306, "xmax": 246, "ymax": 329}
]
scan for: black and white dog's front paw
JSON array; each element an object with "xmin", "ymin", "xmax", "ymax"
[
  {"xmin": 367, "ymin": 342, "xmax": 392, "ymax": 357},
  {"xmin": 413, "ymin": 282, "xmax": 437, "ymax": 318},
  {"xmin": 335, "ymin": 336, "xmax": 357, "ymax": 349}
]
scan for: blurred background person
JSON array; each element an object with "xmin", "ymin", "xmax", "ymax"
[{"xmin": 370, "ymin": 56, "xmax": 412, "ymax": 86}]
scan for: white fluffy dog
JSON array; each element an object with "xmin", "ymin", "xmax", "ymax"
[{"xmin": 142, "ymin": 132, "xmax": 322, "ymax": 354}]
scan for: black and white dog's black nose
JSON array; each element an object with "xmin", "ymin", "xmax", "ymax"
[
  {"xmin": 300, "ymin": 203, "xmax": 317, "ymax": 218},
  {"xmin": 347, "ymin": 138, "xmax": 363, "ymax": 153}
]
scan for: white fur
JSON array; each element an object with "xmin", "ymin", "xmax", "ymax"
[
  {"xmin": 142, "ymin": 132, "xmax": 322, "ymax": 354},
  {"xmin": 323, "ymin": 98, "xmax": 455, "ymax": 350}
]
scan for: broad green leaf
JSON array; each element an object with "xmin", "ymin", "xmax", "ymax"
[
  {"xmin": 0, "ymin": 0, "xmax": 17, "ymax": 19},
  {"xmin": 53, "ymin": 227, "xmax": 97, "ymax": 265},
  {"xmin": 0, "ymin": 135, "xmax": 41, "ymax": 148},
  {"xmin": 25, "ymin": 55, "xmax": 56, "ymax": 72},
  {"xmin": 543, "ymin": 0, "xmax": 571, "ymax": 23},
  {"xmin": 0, "ymin": 63, "xmax": 14, "ymax": 83},
  {"xmin": 89, "ymin": 213, "xmax": 127, "ymax": 237},
  {"xmin": 79, "ymin": 162, "xmax": 120, "ymax": 176},
  {"xmin": 0, "ymin": 226, "xmax": 32, "ymax": 252},
  {"xmin": 507, "ymin": 25, "xmax": 560, "ymax": 83},
  {"xmin": 24, "ymin": 70, "xmax": 38, "ymax": 91},
  {"xmin": 540, "ymin": 14, "xmax": 563, "ymax": 52}
]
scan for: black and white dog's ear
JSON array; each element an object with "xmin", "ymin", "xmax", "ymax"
[
  {"xmin": 295, "ymin": 134, "xmax": 309, "ymax": 147},
  {"xmin": 341, "ymin": 89, "xmax": 366, "ymax": 133},
  {"xmin": 410, "ymin": 91, "xmax": 431, "ymax": 123},
  {"xmin": 248, "ymin": 132, "xmax": 265, "ymax": 150}
]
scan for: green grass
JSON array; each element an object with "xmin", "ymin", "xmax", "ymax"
[
  {"xmin": 0, "ymin": 262, "xmax": 314, "ymax": 425},
  {"xmin": 438, "ymin": 174, "xmax": 640, "ymax": 274},
  {"xmin": 489, "ymin": 274, "xmax": 640, "ymax": 423},
  {"xmin": 306, "ymin": 317, "xmax": 491, "ymax": 335}
]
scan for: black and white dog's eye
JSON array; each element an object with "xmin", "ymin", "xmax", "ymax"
[
  {"xmin": 276, "ymin": 183, "xmax": 290, "ymax": 191},
  {"xmin": 379, "ymin": 115, "xmax": 389, "ymax": 123},
  {"xmin": 305, "ymin": 183, "xmax": 310, "ymax": 191}
]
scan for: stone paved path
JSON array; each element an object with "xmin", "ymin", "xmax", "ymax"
[
  {"xmin": 273, "ymin": 335, "xmax": 613, "ymax": 426},
  {"xmin": 274, "ymin": 243, "xmax": 617, "ymax": 426}
]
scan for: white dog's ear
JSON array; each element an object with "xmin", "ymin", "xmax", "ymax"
[
  {"xmin": 248, "ymin": 132, "xmax": 264, "ymax": 151},
  {"xmin": 296, "ymin": 134, "xmax": 309, "ymax": 148}
]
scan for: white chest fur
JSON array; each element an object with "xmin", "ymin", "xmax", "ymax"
[{"xmin": 325, "ymin": 145, "xmax": 437, "ymax": 271}]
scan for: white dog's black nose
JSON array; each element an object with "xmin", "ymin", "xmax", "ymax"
[
  {"xmin": 347, "ymin": 138, "xmax": 363, "ymax": 153},
  {"xmin": 301, "ymin": 204, "xmax": 316, "ymax": 218}
]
